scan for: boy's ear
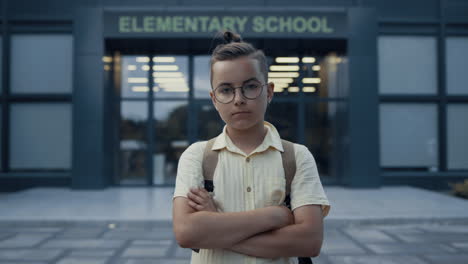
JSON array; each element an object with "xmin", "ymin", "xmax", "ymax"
[
  {"xmin": 267, "ymin": 82, "xmax": 274, "ymax": 102},
  {"xmin": 209, "ymin": 91, "xmax": 218, "ymax": 110}
]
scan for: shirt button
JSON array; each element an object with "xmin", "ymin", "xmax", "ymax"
[
  {"xmin": 247, "ymin": 187, "xmax": 252, "ymax": 192},
  {"xmin": 246, "ymin": 157, "xmax": 250, "ymax": 162}
]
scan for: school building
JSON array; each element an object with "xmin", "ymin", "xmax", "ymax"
[{"xmin": 0, "ymin": 0, "xmax": 467, "ymax": 191}]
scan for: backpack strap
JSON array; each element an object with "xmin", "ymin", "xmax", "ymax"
[
  {"xmin": 202, "ymin": 138, "xmax": 218, "ymax": 191},
  {"xmin": 281, "ymin": 140, "xmax": 313, "ymax": 264},
  {"xmin": 192, "ymin": 138, "xmax": 218, "ymax": 253},
  {"xmin": 281, "ymin": 139, "xmax": 296, "ymax": 197}
]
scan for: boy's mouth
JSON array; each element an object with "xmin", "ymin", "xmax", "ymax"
[{"xmin": 232, "ymin": 111, "xmax": 251, "ymax": 116}]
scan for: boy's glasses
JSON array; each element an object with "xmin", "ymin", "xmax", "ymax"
[{"xmin": 213, "ymin": 81, "xmax": 267, "ymax": 104}]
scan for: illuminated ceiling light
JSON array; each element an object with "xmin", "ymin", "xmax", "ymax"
[
  {"xmin": 104, "ymin": 65, "xmax": 111, "ymax": 71},
  {"xmin": 159, "ymin": 83, "xmax": 189, "ymax": 89},
  {"xmin": 288, "ymin": 87, "xmax": 300, "ymax": 92},
  {"xmin": 131, "ymin": 86, "xmax": 160, "ymax": 92},
  {"xmin": 153, "ymin": 72, "xmax": 184, "ymax": 77},
  {"xmin": 154, "ymin": 78, "xmax": 187, "ymax": 83},
  {"xmin": 127, "ymin": 65, "xmax": 137, "ymax": 71},
  {"xmin": 153, "ymin": 57, "xmax": 176, "ymax": 63},
  {"xmin": 102, "ymin": 56, "xmax": 113, "ymax": 63},
  {"xmin": 269, "ymin": 65, "xmax": 300, "ymax": 71},
  {"xmin": 302, "ymin": 78, "xmax": 321, "ymax": 84},
  {"xmin": 312, "ymin": 65, "xmax": 321, "ymax": 71},
  {"xmin": 273, "ymin": 83, "xmax": 289, "ymax": 89},
  {"xmin": 136, "ymin": 57, "xmax": 150, "ymax": 63},
  {"xmin": 142, "ymin": 65, "xmax": 150, "ymax": 71},
  {"xmin": 303, "ymin": 86, "xmax": 317, "ymax": 93},
  {"xmin": 268, "ymin": 78, "xmax": 294, "ymax": 84},
  {"xmin": 132, "ymin": 86, "xmax": 149, "ymax": 92},
  {"xmin": 153, "ymin": 65, "xmax": 179, "ymax": 71},
  {"xmin": 268, "ymin": 72, "xmax": 299, "ymax": 78},
  {"xmin": 274, "ymin": 87, "xmax": 284, "ymax": 93},
  {"xmin": 302, "ymin": 57, "xmax": 316, "ymax": 63},
  {"xmin": 275, "ymin": 57, "xmax": 299, "ymax": 63},
  {"xmin": 128, "ymin": 78, "xmax": 148, "ymax": 83},
  {"xmin": 162, "ymin": 87, "xmax": 190, "ymax": 92}
]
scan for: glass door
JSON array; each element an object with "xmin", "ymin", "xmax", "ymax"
[{"xmin": 117, "ymin": 54, "xmax": 191, "ymax": 186}]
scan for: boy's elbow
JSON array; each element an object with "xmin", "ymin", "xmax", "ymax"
[
  {"xmin": 306, "ymin": 241, "xmax": 322, "ymax": 258},
  {"xmin": 174, "ymin": 223, "xmax": 195, "ymax": 248},
  {"xmin": 309, "ymin": 247, "xmax": 321, "ymax": 258}
]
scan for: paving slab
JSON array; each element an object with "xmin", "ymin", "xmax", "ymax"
[{"xmin": 1, "ymin": 186, "xmax": 468, "ymax": 223}]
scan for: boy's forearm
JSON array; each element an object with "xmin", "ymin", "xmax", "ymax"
[
  {"xmin": 182, "ymin": 206, "xmax": 287, "ymax": 249},
  {"xmin": 228, "ymin": 223, "xmax": 322, "ymax": 258}
]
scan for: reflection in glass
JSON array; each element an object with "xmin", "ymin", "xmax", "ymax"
[
  {"xmin": 265, "ymin": 102, "xmax": 297, "ymax": 142},
  {"xmin": 153, "ymin": 56, "xmax": 189, "ymax": 98},
  {"xmin": 10, "ymin": 104, "xmax": 71, "ymax": 170},
  {"xmin": 380, "ymin": 104, "xmax": 438, "ymax": 170},
  {"xmin": 268, "ymin": 56, "xmax": 299, "ymax": 98},
  {"xmin": 120, "ymin": 101, "xmax": 148, "ymax": 184},
  {"xmin": 121, "ymin": 56, "xmax": 149, "ymax": 98},
  {"xmin": 317, "ymin": 54, "xmax": 348, "ymax": 98},
  {"xmin": 197, "ymin": 104, "xmax": 224, "ymax": 140},
  {"xmin": 447, "ymin": 105, "xmax": 468, "ymax": 169},
  {"xmin": 378, "ymin": 36, "xmax": 437, "ymax": 95},
  {"xmin": 305, "ymin": 102, "xmax": 347, "ymax": 178},
  {"xmin": 194, "ymin": 56, "xmax": 211, "ymax": 99},
  {"xmin": 10, "ymin": 35, "xmax": 73, "ymax": 94},
  {"xmin": 153, "ymin": 101, "xmax": 188, "ymax": 185},
  {"xmin": 267, "ymin": 55, "xmax": 346, "ymax": 99},
  {"xmin": 446, "ymin": 37, "xmax": 468, "ymax": 95}
]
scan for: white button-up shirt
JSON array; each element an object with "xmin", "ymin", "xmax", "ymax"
[{"xmin": 173, "ymin": 122, "xmax": 330, "ymax": 264}]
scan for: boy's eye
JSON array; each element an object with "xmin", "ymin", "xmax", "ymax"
[
  {"xmin": 244, "ymin": 83, "xmax": 259, "ymax": 90},
  {"xmin": 219, "ymin": 87, "xmax": 233, "ymax": 94}
]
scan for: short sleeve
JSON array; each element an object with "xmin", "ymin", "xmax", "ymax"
[
  {"xmin": 290, "ymin": 144, "xmax": 331, "ymax": 218},
  {"xmin": 172, "ymin": 141, "xmax": 206, "ymax": 200}
]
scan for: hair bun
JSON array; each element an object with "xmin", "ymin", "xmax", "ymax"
[{"xmin": 223, "ymin": 31, "xmax": 242, "ymax": 44}]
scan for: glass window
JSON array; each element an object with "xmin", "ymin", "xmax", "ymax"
[
  {"xmin": 153, "ymin": 101, "xmax": 188, "ymax": 185},
  {"xmin": 446, "ymin": 37, "xmax": 468, "ymax": 95},
  {"xmin": 380, "ymin": 104, "xmax": 438, "ymax": 170},
  {"xmin": 153, "ymin": 55, "xmax": 189, "ymax": 99},
  {"xmin": 305, "ymin": 102, "xmax": 347, "ymax": 178},
  {"xmin": 265, "ymin": 102, "xmax": 297, "ymax": 142},
  {"xmin": 10, "ymin": 103, "xmax": 71, "ymax": 170},
  {"xmin": 447, "ymin": 105, "xmax": 468, "ymax": 170},
  {"xmin": 194, "ymin": 55, "xmax": 211, "ymax": 99},
  {"xmin": 378, "ymin": 36, "xmax": 437, "ymax": 95},
  {"xmin": 0, "ymin": 105, "xmax": 2, "ymax": 169},
  {"xmin": 197, "ymin": 104, "xmax": 224, "ymax": 140},
  {"xmin": 120, "ymin": 101, "xmax": 148, "ymax": 184},
  {"xmin": 121, "ymin": 55, "xmax": 149, "ymax": 99},
  {"xmin": 0, "ymin": 36, "xmax": 2, "ymax": 94},
  {"xmin": 10, "ymin": 34, "xmax": 73, "ymax": 94}
]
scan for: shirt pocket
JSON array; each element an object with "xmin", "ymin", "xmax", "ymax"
[{"xmin": 264, "ymin": 176, "xmax": 286, "ymax": 207}]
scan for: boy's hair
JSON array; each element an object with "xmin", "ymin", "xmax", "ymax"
[{"xmin": 209, "ymin": 31, "xmax": 268, "ymax": 87}]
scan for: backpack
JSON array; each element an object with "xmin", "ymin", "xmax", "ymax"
[{"xmin": 192, "ymin": 138, "xmax": 313, "ymax": 264}]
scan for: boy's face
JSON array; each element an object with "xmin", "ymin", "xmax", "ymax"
[{"xmin": 210, "ymin": 56, "xmax": 274, "ymax": 131}]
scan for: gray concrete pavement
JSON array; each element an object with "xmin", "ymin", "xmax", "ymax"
[
  {"xmin": 1, "ymin": 186, "xmax": 467, "ymax": 263},
  {"xmin": 0, "ymin": 221, "xmax": 467, "ymax": 264}
]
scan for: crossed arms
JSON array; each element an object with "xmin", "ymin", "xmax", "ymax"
[{"xmin": 172, "ymin": 187, "xmax": 324, "ymax": 259}]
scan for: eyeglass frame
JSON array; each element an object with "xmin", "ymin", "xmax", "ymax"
[{"xmin": 212, "ymin": 81, "xmax": 269, "ymax": 104}]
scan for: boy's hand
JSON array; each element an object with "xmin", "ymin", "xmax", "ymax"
[{"xmin": 187, "ymin": 187, "xmax": 220, "ymax": 212}]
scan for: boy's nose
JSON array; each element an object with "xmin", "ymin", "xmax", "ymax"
[{"xmin": 233, "ymin": 88, "xmax": 246, "ymax": 105}]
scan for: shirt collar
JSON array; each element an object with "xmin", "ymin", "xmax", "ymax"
[{"xmin": 211, "ymin": 121, "xmax": 284, "ymax": 155}]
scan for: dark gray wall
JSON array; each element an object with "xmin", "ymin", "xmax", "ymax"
[{"xmin": 5, "ymin": 0, "xmax": 468, "ymax": 23}]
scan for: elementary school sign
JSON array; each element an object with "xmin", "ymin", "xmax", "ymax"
[{"xmin": 104, "ymin": 11, "xmax": 347, "ymax": 38}]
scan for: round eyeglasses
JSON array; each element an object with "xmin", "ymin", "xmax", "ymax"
[{"xmin": 213, "ymin": 81, "xmax": 268, "ymax": 104}]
